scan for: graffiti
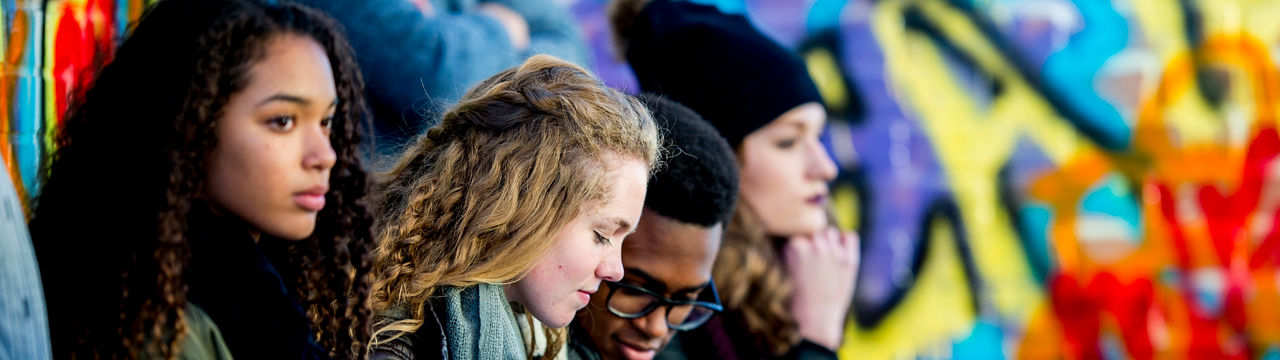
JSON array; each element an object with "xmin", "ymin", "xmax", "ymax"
[
  {"xmin": 8, "ymin": 0, "xmax": 1280, "ymax": 357},
  {"xmin": 0, "ymin": 0, "xmax": 147, "ymax": 213},
  {"xmin": 566, "ymin": 0, "xmax": 1280, "ymax": 358},
  {"xmin": 2, "ymin": 0, "xmax": 44, "ymax": 214}
]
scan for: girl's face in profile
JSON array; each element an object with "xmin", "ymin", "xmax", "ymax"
[
  {"xmin": 737, "ymin": 102, "xmax": 837, "ymax": 236},
  {"xmin": 207, "ymin": 34, "xmax": 339, "ymax": 240},
  {"xmin": 506, "ymin": 153, "xmax": 650, "ymax": 328}
]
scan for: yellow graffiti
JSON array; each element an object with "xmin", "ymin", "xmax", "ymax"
[
  {"xmin": 840, "ymin": 211, "xmax": 978, "ymax": 359},
  {"xmin": 837, "ymin": 0, "xmax": 1095, "ymax": 357},
  {"xmin": 805, "ymin": 48, "xmax": 851, "ymax": 114}
]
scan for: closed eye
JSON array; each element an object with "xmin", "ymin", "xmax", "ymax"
[
  {"xmin": 594, "ymin": 231, "xmax": 612, "ymax": 246},
  {"xmin": 776, "ymin": 138, "xmax": 797, "ymax": 149}
]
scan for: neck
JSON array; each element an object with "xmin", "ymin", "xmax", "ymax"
[
  {"xmin": 205, "ymin": 202, "xmax": 262, "ymax": 243},
  {"xmin": 502, "ymin": 283, "xmax": 523, "ymax": 308}
]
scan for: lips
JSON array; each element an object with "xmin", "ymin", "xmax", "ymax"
[
  {"xmin": 806, "ymin": 193, "xmax": 828, "ymax": 206},
  {"xmin": 293, "ymin": 185, "xmax": 328, "ymax": 212},
  {"xmin": 616, "ymin": 339, "xmax": 657, "ymax": 360},
  {"xmin": 576, "ymin": 290, "xmax": 594, "ymax": 306}
]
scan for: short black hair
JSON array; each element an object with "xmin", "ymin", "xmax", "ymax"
[{"xmin": 638, "ymin": 93, "xmax": 738, "ymax": 227}]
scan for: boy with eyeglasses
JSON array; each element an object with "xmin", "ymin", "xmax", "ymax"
[{"xmin": 568, "ymin": 94, "xmax": 738, "ymax": 360}]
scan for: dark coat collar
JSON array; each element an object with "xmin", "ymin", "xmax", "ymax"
[{"xmin": 185, "ymin": 206, "xmax": 331, "ymax": 360}]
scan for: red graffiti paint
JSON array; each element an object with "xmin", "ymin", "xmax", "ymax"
[
  {"xmin": 50, "ymin": 0, "xmax": 117, "ymax": 127},
  {"xmin": 1050, "ymin": 272, "xmax": 1155, "ymax": 360}
]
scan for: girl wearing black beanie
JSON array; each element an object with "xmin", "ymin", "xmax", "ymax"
[{"xmin": 610, "ymin": 0, "xmax": 860, "ymax": 359}]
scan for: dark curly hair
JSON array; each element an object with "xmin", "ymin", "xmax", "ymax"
[
  {"xmin": 29, "ymin": 0, "xmax": 374, "ymax": 358},
  {"xmin": 635, "ymin": 93, "xmax": 737, "ymax": 227}
]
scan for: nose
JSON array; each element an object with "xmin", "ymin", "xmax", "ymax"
[
  {"xmin": 806, "ymin": 137, "xmax": 837, "ymax": 181},
  {"xmin": 596, "ymin": 245, "xmax": 623, "ymax": 282},
  {"xmin": 631, "ymin": 306, "xmax": 670, "ymax": 340},
  {"xmin": 303, "ymin": 122, "xmax": 337, "ymax": 172}
]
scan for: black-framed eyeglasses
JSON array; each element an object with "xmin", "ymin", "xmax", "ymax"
[{"xmin": 603, "ymin": 279, "xmax": 723, "ymax": 331}]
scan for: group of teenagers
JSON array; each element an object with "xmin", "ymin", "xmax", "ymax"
[{"xmin": 22, "ymin": 0, "xmax": 860, "ymax": 358}]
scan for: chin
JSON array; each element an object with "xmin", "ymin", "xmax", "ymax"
[
  {"xmin": 539, "ymin": 314, "xmax": 572, "ymax": 328},
  {"xmin": 264, "ymin": 221, "xmax": 317, "ymax": 240},
  {"xmin": 799, "ymin": 209, "xmax": 829, "ymax": 231},
  {"xmin": 774, "ymin": 216, "xmax": 828, "ymax": 236},
  {"xmin": 529, "ymin": 307, "xmax": 575, "ymax": 328},
  {"xmin": 273, "ymin": 230, "xmax": 316, "ymax": 241}
]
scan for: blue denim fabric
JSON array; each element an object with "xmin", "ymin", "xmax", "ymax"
[{"xmin": 0, "ymin": 168, "xmax": 50, "ymax": 360}]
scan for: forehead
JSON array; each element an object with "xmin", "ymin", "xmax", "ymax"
[
  {"xmin": 759, "ymin": 102, "xmax": 826, "ymax": 134},
  {"xmin": 244, "ymin": 34, "xmax": 336, "ymax": 98},
  {"xmin": 585, "ymin": 156, "xmax": 650, "ymax": 230},
  {"xmin": 621, "ymin": 210, "xmax": 721, "ymax": 287}
]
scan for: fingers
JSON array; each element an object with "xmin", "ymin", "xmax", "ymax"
[
  {"xmin": 786, "ymin": 232, "xmax": 813, "ymax": 254},
  {"xmin": 787, "ymin": 227, "xmax": 864, "ymax": 269},
  {"xmin": 811, "ymin": 227, "xmax": 833, "ymax": 254},
  {"xmin": 843, "ymin": 231, "xmax": 861, "ymax": 288},
  {"xmin": 842, "ymin": 230, "xmax": 860, "ymax": 263},
  {"xmin": 789, "ymin": 227, "xmax": 853, "ymax": 258}
]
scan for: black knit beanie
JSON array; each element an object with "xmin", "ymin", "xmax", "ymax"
[{"xmin": 621, "ymin": 0, "xmax": 823, "ymax": 148}]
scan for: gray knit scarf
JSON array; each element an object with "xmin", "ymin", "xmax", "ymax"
[{"xmin": 441, "ymin": 283, "xmax": 527, "ymax": 360}]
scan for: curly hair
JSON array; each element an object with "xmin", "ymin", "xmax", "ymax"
[
  {"xmin": 713, "ymin": 203, "xmax": 800, "ymax": 356},
  {"xmin": 635, "ymin": 93, "xmax": 737, "ymax": 227},
  {"xmin": 29, "ymin": 0, "xmax": 374, "ymax": 358},
  {"xmin": 369, "ymin": 54, "xmax": 660, "ymax": 359}
]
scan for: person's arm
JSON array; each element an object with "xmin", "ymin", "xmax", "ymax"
[
  {"xmin": 479, "ymin": 0, "xmax": 591, "ymax": 66},
  {"xmin": 0, "ymin": 167, "xmax": 51, "ymax": 360},
  {"xmin": 299, "ymin": 0, "xmax": 525, "ymax": 108}
]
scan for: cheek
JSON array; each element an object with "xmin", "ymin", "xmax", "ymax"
[
  {"xmin": 740, "ymin": 151, "xmax": 825, "ymax": 234},
  {"xmin": 579, "ymin": 302, "xmax": 624, "ymax": 354},
  {"xmin": 210, "ymin": 140, "xmax": 255, "ymax": 200},
  {"xmin": 558, "ymin": 235, "xmax": 610, "ymax": 280},
  {"xmin": 740, "ymin": 156, "xmax": 796, "ymax": 204},
  {"xmin": 211, "ymin": 135, "xmax": 289, "ymax": 197},
  {"xmin": 206, "ymin": 127, "xmax": 314, "ymax": 235},
  {"xmin": 581, "ymin": 293, "xmax": 618, "ymax": 328},
  {"xmin": 527, "ymin": 261, "xmax": 564, "ymax": 288},
  {"xmin": 522, "ymin": 254, "xmax": 575, "ymax": 301}
]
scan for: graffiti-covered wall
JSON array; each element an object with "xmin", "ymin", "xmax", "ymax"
[
  {"xmin": 6, "ymin": 0, "xmax": 1280, "ymax": 357},
  {"xmin": 1, "ymin": 0, "xmax": 150, "ymax": 212},
  {"xmin": 574, "ymin": 0, "xmax": 1280, "ymax": 358}
]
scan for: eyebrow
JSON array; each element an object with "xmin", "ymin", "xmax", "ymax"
[
  {"xmin": 625, "ymin": 268, "xmax": 712, "ymax": 296},
  {"xmin": 606, "ymin": 217, "xmax": 635, "ymax": 236},
  {"xmin": 788, "ymin": 121, "xmax": 808, "ymax": 134},
  {"xmin": 257, "ymin": 93, "xmax": 339, "ymax": 108}
]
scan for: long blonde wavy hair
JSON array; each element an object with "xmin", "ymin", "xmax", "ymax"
[{"xmin": 368, "ymin": 55, "xmax": 660, "ymax": 358}]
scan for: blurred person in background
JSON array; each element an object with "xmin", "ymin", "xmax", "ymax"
[
  {"xmin": 297, "ymin": 0, "xmax": 591, "ymax": 158},
  {"xmin": 612, "ymin": 0, "xmax": 860, "ymax": 358}
]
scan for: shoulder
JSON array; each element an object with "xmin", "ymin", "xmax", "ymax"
[
  {"xmin": 368, "ymin": 302, "xmax": 449, "ymax": 360},
  {"xmin": 177, "ymin": 304, "xmax": 234, "ymax": 360},
  {"xmin": 368, "ymin": 334, "xmax": 420, "ymax": 360}
]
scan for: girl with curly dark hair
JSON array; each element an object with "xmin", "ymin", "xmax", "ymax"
[{"xmin": 29, "ymin": 0, "xmax": 374, "ymax": 358}]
